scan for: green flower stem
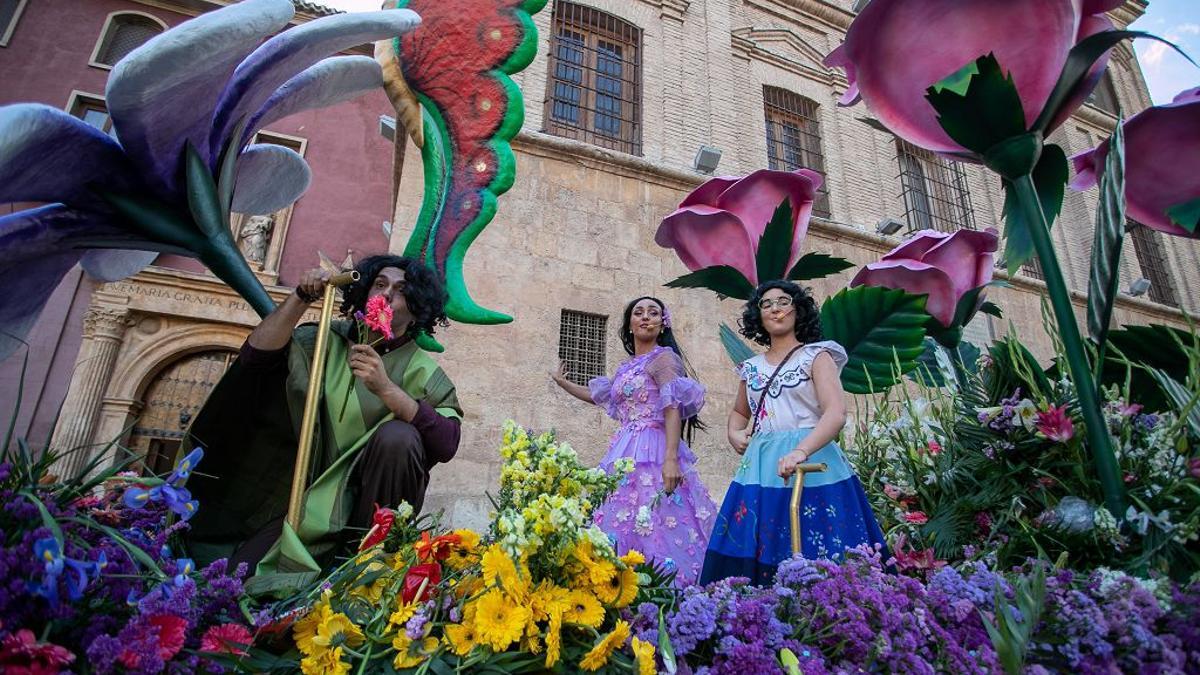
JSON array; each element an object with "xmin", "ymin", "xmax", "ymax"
[
  {"xmin": 944, "ymin": 344, "xmax": 970, "ymax": 393},
  {"xmin": 1012, "ymin": 173, "xmax": 1125, "ymax": 517}
]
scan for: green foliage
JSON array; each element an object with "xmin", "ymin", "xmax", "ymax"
[
  {"xmin": 756, "ymin": 199, "xmax": 796, "ymax": 284},
  {"xmin": 821, "ymin": 286, "xmax": 929, "ymax": 394},
  {"xmin": 926, "ymin": 53, "xmax": 1026, "ymax": 155},
  {"xmin": 1000, "ymin": 144, "xmax": 1068, "ymax": 275},
  {"xmin": 785, "ymin": 252, "xmax": 855, "ymax": 282},
  {"xmin": 982, "ymin": 564, "xmax": 1047, "ymax": 675},
  {"xmin": 665, "ymin": 265, "xmax": 756, "ymax": 300},
  {"xmin": 719, "ymin": 322, "xmax": 756, "ymax": 366},
  {"xmin": 1087, "ymin": 123, "xmax": 1126, "ymax": 350},
  {"xmin": 1167, "ymin": 196, "xmax": 1200, "ymax": 233}
]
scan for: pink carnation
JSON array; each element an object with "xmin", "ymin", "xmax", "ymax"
[
  {"xmin": 201, "ymin": 623, "xmax": 253, "ymax": 656},
  {"xmin": 0, "ymin": 629, "xmax": 75, "ymax": 675},
  {"xmin": 119, "ymin": 614, "xmax": 187, "ymax": 668},
  {"xmin": 904, "ymin": 511, "xmax": 929, "ymax": 525},
  {"xmin": 363, "ymin": 295, "xmax": 395, "ymax": 339}
]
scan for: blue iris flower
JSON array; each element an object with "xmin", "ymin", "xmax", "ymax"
[
  {"xmin": 29, "ymin": 537, "xmax": 106, "ymax": 605},
  {"xmin": 121, "ymin": 447, "xmax": 203, "ymax": 519}
]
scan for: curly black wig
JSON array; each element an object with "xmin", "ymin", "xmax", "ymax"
[
  {"xmin": 739, "ymin": 280, "xmax": 823, "ymax": 347},
  {"xmin": 339, "ymin": 255, "xmax": 449, "ymax": 338},
  {"xmin": 619, "ymin": 296, "xmax": 707, "ymax": 442}
]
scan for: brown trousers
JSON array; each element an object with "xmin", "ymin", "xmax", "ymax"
[{"xmin": 230, "ymin": 420, "xmax": 429, "ymax": 571}]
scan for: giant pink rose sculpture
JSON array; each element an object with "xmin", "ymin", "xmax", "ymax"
[
  {"xmin": 1069, "ymin": 87, "xmax": 1200, "ymax": 239},
  {"xmin": 655, "ymin": 168, "xmax": 822, "ymax": 286},
  {"xmin": 824, "ymin": 0, "xmax": 1121, "ymax": 158},
  {"xmin": 851, "ymin": 228, "xmax": 999, "ymax": 330}
]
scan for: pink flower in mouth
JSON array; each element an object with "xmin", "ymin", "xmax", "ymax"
[{"xmin": 362, "ymin": 295, "xmax": 395, "ymax": 340}]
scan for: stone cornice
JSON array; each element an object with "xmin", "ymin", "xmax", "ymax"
[
  {"xmin": 514, "ymin": 130, "xmax": 705, "ymax": 191},
  {"xmin": 1111, "ymin": 0, "xmax": 1148, "ymax": 29},
  {"xmin": 730, "ymin": 26, "xmax": 842, "ymax": 86},
  {"xmin": 636, "ymin": 0, "xmax": 690, "ymax": 22},
  {"xmin": 742, "ymin": 0, "xmax": 854, "ymax": 33}
]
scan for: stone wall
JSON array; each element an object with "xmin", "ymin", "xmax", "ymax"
[{"xmin": 394, "ymin": 0, "xmax": 1200, "ymax": 530}]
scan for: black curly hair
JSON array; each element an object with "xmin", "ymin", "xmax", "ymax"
[
  {"xmin": 739, "ymin": 280, "xmax": 823, "ymax": 347},
  {"xmin": 619, "ymin": 296, "xmax": 706, "ymax": 443},
  {"xmin": 339, "ymin": 255, "xmax": 449, "ymax": 338}
]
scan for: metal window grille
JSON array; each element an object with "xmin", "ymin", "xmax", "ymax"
[
  {"xmin": 558, "ymin": 309, "xmax": 607, "ymax": 386},
  {"xmin": 1087, "ymin": 72, "xmax": 1120, "ymax": 115},
  {"xmin": 1022, "ymin": 256, "xmax": 1044, "ymax": 280},
  {"xmin": 544, "ymin": 1, "xmax": 642, "ymax": 155},
  {"xmin": 895, "ymin": 139, "xmax": 976, "ymax": 233},
  {"xmin": 1, "ymin": 0, "xmax": 21, "ymax": 37},
  {"xmin": 69, "ymin": 95, "xmax": 115, "ymax": 137},
  {"xmin": 97, "ymin": 15, "xmax": 162, "ymax": 65},
  {"xmin": 764, "ymin": 87, "xmax": 832, "ymax": 218},
  {"xmin": 1128, "ymin": 220, "xmax": 1179, "ymax": 307}
]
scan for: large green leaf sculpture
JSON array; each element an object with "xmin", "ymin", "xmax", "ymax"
[{"xmin": 820, "ymin": 286, "xmax": 929, "ymax": 394}]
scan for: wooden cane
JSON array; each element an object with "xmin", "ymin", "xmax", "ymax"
[
  {"xmin": 789, "ymin": 462, "xmax": 828, "ymax": 557},
  {"xmin": 285, "ymin": 270, "xmax": 360, "ymax": 533}
]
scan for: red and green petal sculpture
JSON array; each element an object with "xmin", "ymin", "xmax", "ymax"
[{"xmin": 380, "ymin": 0, "xmax": 548, "ymax": 328}]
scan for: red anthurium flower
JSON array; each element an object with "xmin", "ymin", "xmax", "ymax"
[
  {"xmin": 359, "ymin": 504, "xmax": 396, "ymax": 551},
  {"xmin": 401, "ymin": 562, "xmax": 442, "ymax": 604}
]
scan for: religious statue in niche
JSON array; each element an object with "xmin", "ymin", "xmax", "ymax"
[{"xmin": 236, "ymin": 213, "xmax": 275, "ymax": 266}]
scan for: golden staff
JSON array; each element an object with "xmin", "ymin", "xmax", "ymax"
[
  {"xmin": 789, "ymin": 462, "xmax": 828, "ymax": 557},
  {"xmin": 286, "ymin": 270, "xmax": 360, "ymax": 532}
]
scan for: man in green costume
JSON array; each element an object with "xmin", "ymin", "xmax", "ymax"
[{"xmin": 184, "ymin": 255, "xmax": 462, "ymax": 595}]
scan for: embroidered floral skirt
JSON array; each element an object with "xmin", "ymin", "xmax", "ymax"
[
  {"xmin": 592, "ymin": 425, "xmax": 717, "ymax": 586},
  {"xmin": 700, "ymin": 428, "xmax": 886, "ymax": 586}
]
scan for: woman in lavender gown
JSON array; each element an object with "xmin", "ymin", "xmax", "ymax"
[{"xmin": 551, "ymin": 296, "xmax": 717, "ymax": 585}]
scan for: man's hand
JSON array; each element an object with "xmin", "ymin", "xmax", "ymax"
[
  {"xmin": 295, "ymin": 268, "xmax": 330, "ymax": 304},
  {"xmin": 349, "ymin": 344, "xmax": 394, "ymax": 396},
  {"xmin": 662, "ymin": 456, "xmax": 683, "ymax": 495}
]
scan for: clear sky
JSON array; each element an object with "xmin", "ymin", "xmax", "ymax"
[
  {"xmin": 321, "ymin": 0, "xmax": 1200, "ymax": 104},
  {"xmin": 1130, "ymin": 0, "xmax": 1200, "ymax": 104}
]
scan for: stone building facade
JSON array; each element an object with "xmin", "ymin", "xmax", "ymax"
[
  {"xmin": 389, "ymin": 0, "xmax": 1200, "ymax": 528},
  {"xmin": 1, "ymin": 0, "xmax": 1195, "ymax": 530},
  {"xmin": 0, "ymin": 0, "xmax": 395, "ymax": 474}
]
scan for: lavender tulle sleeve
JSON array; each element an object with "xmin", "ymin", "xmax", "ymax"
[
  {"xmin": 647, "ymin": 350, "xmax": 705, "ymax": 418},
  {"xmin": 588, "ymin": 376, "xmax": 619, "ymax": 419}
]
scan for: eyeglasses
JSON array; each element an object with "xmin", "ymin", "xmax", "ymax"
[{"xmin": 758, "ymin": 297, "xmax": 794, "ymax": 311}]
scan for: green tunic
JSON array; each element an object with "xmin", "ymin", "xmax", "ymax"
[{"xmin": 183, "ymin": 321, "xmax": 461, "ymax": 596}]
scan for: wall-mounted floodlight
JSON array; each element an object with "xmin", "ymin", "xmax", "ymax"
[
  {"xmin": 1128, "ymin": 278, "xmax": 1151, "ymax": 297},
  {"xmin": 380, "ymin": 115, "xmax": 397, "ymax": 142},
  {"xmin": 875, "ymin": 217, "xmax": 904, "ymax": 236},
  {"xmin": 693, "ymin": 145, "xmax": 722, "ymax": 174}
]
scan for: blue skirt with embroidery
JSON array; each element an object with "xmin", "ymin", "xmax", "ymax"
[{"xmin": 699, "ymin": 428, "xmax": 887, "ymax": 586}]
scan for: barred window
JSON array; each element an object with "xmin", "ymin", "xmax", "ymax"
[
  {"xmin": 69, "ymin": 93, "xmax": 116, "ymax": 137},
  {"xmin": 558, "ymin": 309, "xmax": 607, "ymax": 386},
  {"xmin": 1022, "ymin": 256, "xmax": 1044, "ymax": 281},
  {"xmin": 1128, "ymin": 220, "xmax": 1178, "ymax": 307},
  {"xmin": 1087, "ymin": 72, "xmax": 1120, "ymax": 116},
  {"xmin": 764, "ymin": 87, "xmax": 831, "ymax": 218},
  {"xmin": 1, "ymin": 0, "xmax": 28, "ymax": 47},
  {"xmin": 544, "ymin": 1, "xmax": 642, "ymax": 155},
  {"xmin": 895, "ymin": 139, "xmax": 976, "ymax": 233},
  {"xmin": 93, "ymin": 13, "xmax": 164, "ymax": 67}
]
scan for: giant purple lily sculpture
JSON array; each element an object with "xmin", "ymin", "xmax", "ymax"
[{"xmin": 0, "ymin": 0, "xmax": 421, "ymax": 359}]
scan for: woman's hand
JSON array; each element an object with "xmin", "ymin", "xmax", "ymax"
[
  {"xmin": 349, "ymin": 344, "xmax": 394, "ymax": 396},
  {"xmin": 728, "ymin": 427, "xmax": 751, "ymax": 455},
  {"xmin": 550, "ymin": 361, "xmax": 575, "ymax": 390},
  {"xmin": 295, "ymin": 268, "xmax": 330, "ymax": 304},
  {"xmin": 662, "ymin": 456, "xmax": 683, "ymax": 495},
  {"xmin": 777, "ymin": 448, "xmax": 810, "ymax": 479}
]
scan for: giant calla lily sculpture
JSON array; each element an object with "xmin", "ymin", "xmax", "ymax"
[
  {"xmin": 0, "ymin": 0, "xmax": 422, "ymax": 359},
  {"xmin": 825, "ymin": 0, "xmax": 1197, "ymax": 517}
]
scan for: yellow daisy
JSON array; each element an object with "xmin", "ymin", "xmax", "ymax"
[
  {"xmin": 563, "ymin": 589, "xmax": 605, "ymax": 628},
  {"xmin": 386, "ymin": 599, "xmax": 420, "ymax": 634},
  {"xmin": 631, "ymin": 637, "xmax": 656, "ymax": 675},
  {"xmin": 446, "ymin": 529, "xmax": 482, "ymax": 570},
  {"xmin": 300, "ymin": 645, "xmax": 350, "ymax": 675},
  {"xmin": 589, "ymin": 558, "xmax": 618, "ymax": 591},
  {"xmin": 620, "ymin": 550, "xmax": 646, "ymax": 566},
  {"xmin": 473, "ymin": 588, "xmax": 530, "ymax": 652},
  {"xmin": 293, "ymin": 601, "xmax": 333, "ymax": 656},
  {"xmin": 392, "ymin": 633, "xmax": 438, "ymax": 669},
  {"xmin": 480, "ymin": 544, "xmax": 521, "ymax": 592},
  {"xmin": 311, "ymin": 612, "xmax": 365, "ymax": 654},
  {"xmin": 609, "ymin": 567, "xmax": 639, "ymax": 608},
  {"xmin": 529, "ymin": 580, "xmax": 571, "ymax": 623},
  {"xmin": 543, "ymin": 610, "xmax": 563, "ymax": 669},
  {"xmin": 444, "ymin": 621, "xmax": 479, "ymax": 656},
  {"xmin": 579, "ymin": 620, "xmax": 631, "ymax": 671}
]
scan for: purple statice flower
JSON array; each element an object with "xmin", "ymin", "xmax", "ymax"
[
  {"xmin": 668, "ymin": 585, "xmax": 720, "ymax": 655},
  {"xmin": 405, "ymin": 602, "xmax": 431, "ymax": 640},
  {"xmin": 626, "ymin": 601, "xmax": 660, "ymax": 645},
  {"xmin": 775, "ymin": 555, "xmax": 823, "ymax": 588}
]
